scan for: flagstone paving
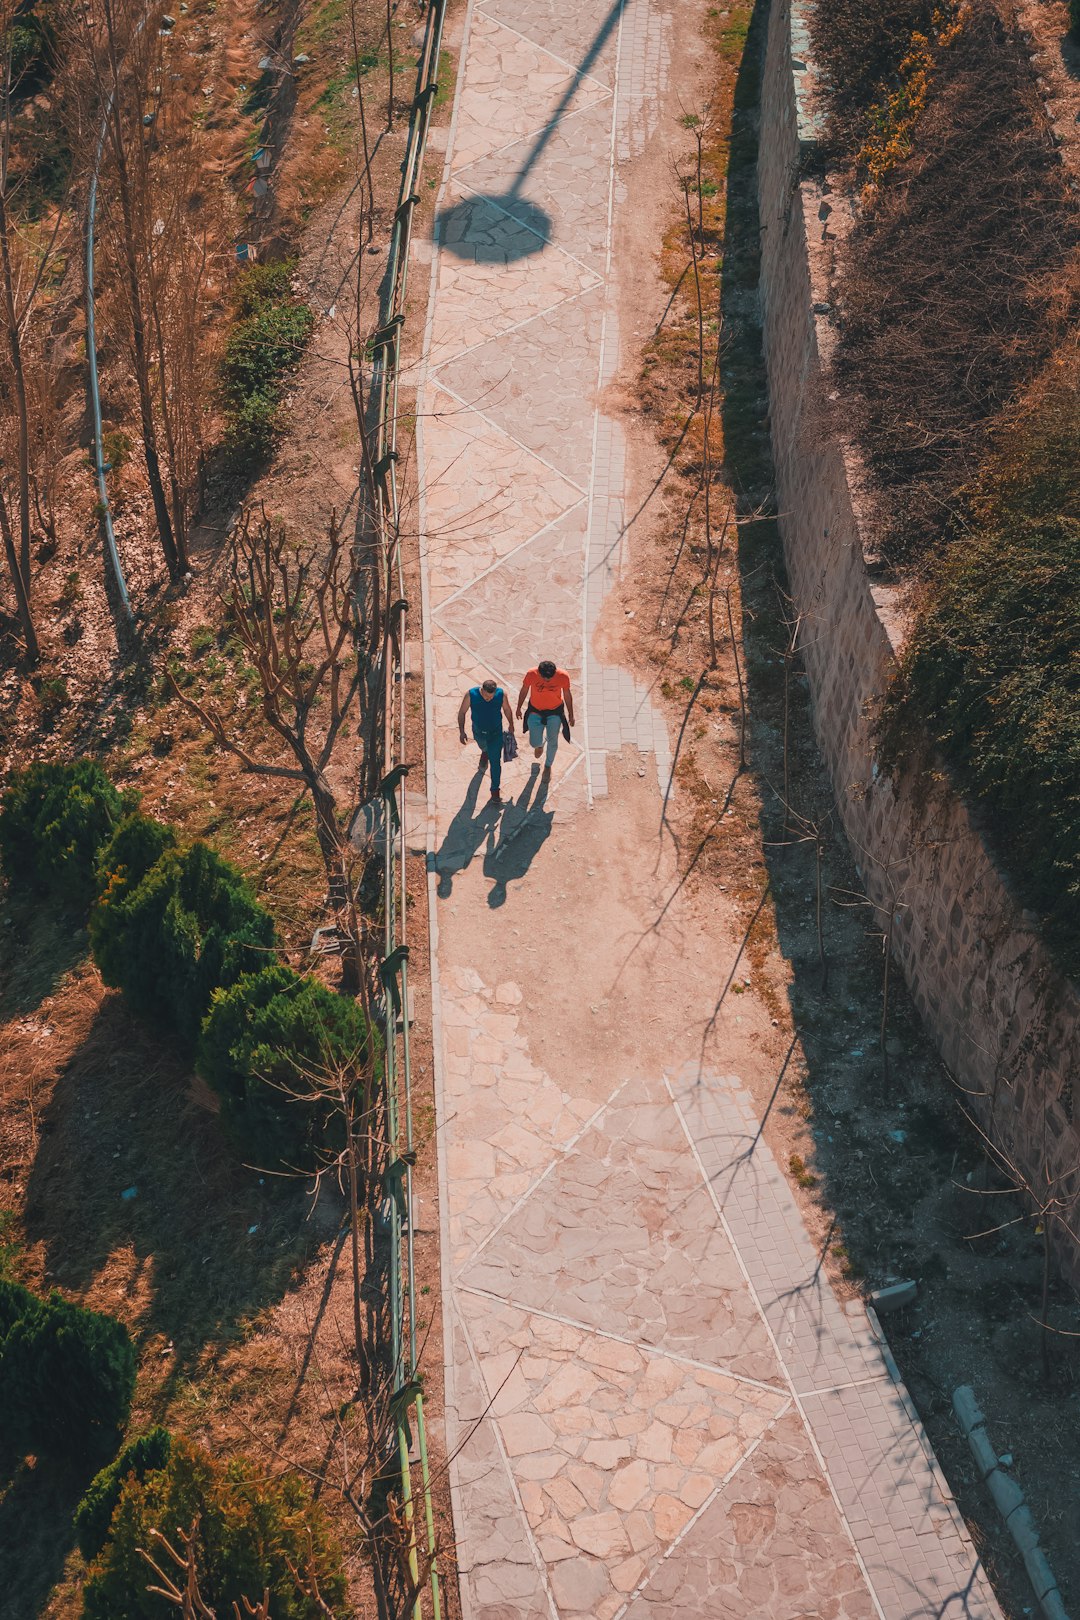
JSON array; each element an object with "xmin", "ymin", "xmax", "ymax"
[{"xmin": 414, "ymin": 0, "xmax": 1006, "ymax": 1614}]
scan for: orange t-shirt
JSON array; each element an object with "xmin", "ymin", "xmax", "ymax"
[{"xmin": 523, "ymin": 668, "xmax": 570, "ymax": 711}]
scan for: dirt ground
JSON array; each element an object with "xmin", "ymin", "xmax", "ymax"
[
  {"xmin": 594, "ymin": 0, "xmax": 1080, "ymax": 1616},
  {"xmin": 0, "ymin": 0, "xmax": 462, "ymax": 1611}
]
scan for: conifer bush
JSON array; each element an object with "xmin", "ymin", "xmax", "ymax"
[
  {"xmin": 198, "ymin": 965, "xmax": 379, "ymax": 1167},
  {"xmin": 90, "ymin": 840, "xmax": 277, "ymax": 1047},
  {"xmin": 0, "ymin": 1280, "xmax": 136, "ymax": 1462},
  {"xmin": 0, "ymin": 760, "xmax": 134, "ymax": 907},
  {"xmin": 75, "ymin": 1428, "xmax": 173, "ymax": 1563},
  {"xmin": 94, "ymin": 812, "xmax": 177, "ymax": 911},
  {"xmin": 82, "ymin": 1436, "xmax": 346, "ymax": 1620}
]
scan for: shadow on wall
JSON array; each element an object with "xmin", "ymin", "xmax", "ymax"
[{"xmin": 435, "ymin": 0, "xmax": 625, "ymax": 263}]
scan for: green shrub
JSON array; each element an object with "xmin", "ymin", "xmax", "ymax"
[
  {"xmin": 0, "ymin": 760, "xmax": 134, "ymax": 908},
  {"xmin": 0, "ymin": 1283, "xmax": 136, "ymax": 1462},
  {"xmin": 977, "ymin": 367, "xmax": 1080, "ymax": 526},
  {"xmin": 75, "ymin": 1428, "xmax": 173, "ymax": 1563},
  {"xmin": 83, "ymin": 1436, "xmax": 346, "ymax": 1620},
  {"xmin": 198, "ymin": 966, "xmax": 379, "ymax": 1167},
  {"xmin": 224, "ymin": 388, "xmax": 280, "ymax": 453},
  {"xmin": 9, "ymin": 0, "xmax": 57, "ymax": 93},
  {"xmin": 101, "ymin": 427, "xmax": 133, "ymax": 472},
  {"xmin": 94, "ymin": 812, "xmax": 177, "ymax": 910},
  {"xmin": 90, "ymin": 840, "xmax": 277, "ymax": 1047},
  {"xmin": 223, "ymin": 261, "xmax": 314, "ymax": 453},
  {"xmin": 232, "ymin": 259, "xmax": 296, "ymax": 317},
  {"xmin": 879, "ymin": 515, "xmax": 1080, "ymax": 973},
  {"xmin": 0, "ymin": 1276, "xmax": 36, "ymax": 1340}
]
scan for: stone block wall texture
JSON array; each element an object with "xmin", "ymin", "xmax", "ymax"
[{"xmin": 757, "ymin": 0, "xmax": 1080, "ymax": 1266}]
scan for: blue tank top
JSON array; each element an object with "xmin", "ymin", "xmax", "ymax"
[{"xmin": 469, "ymin": 685, "xmax": 503, "ymax": 743}]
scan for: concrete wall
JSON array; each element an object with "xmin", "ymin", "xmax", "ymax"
[{"xmin": 757, "ymin": 0, "xmax": 1080, "ymax": 1258}]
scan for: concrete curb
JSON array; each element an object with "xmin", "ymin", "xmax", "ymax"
[{"xmin": 953, "ymin": 1385, "xmax": 1070, "ymax": 1620}]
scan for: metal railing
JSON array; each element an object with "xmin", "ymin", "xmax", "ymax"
[{"xmin": 372, "ymin": 3, "xmax": 447, "ymax": 1614}]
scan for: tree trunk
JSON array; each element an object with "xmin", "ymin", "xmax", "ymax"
[
  {"xmin": 102, "ymin": 0, "xmax": 181, "ymax": 580},
  {"xmin": 880, "ymin": 927, "xmax": 892, "ymax": 1089},
  {"xmin": 149, "ymin": 283, "xmax": 190, "ymax": 571},
  {"xmin": 310, "ymin": 769, "xmax": 347, "ymax": 907},
  {"xmin": 0, "ymin": 476, "xmax": 38, "ymax": 661},
  {"xmin": 816, "ymin": 834, "xmax": 829, "ymax": 993},
  {"xmin": 1040, "ymin": 1220, "xmax": 1052, "ymax": 1382},
  {"xmin": 0, "ymin": 180, "xmax": 32, "ymax": 588},
  {"xmin": 346, "ymin": 1095, "xmax": 372, "ymax": 1389}
]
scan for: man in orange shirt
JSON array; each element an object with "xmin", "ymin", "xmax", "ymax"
[{"xmin": 516, "ymin": 659, "xmax": 574, "ymax": 774}]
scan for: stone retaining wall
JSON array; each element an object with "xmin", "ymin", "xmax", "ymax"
[{"xmin": 757, "ymin": 0, "xmax": 1080, "ymax": 1265}]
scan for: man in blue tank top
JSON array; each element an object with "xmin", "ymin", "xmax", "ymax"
[{"xmin": 457, "ymin": 677, "xmax": 514, "ymax": 801}]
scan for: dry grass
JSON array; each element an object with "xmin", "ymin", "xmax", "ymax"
[{"xmin": 824, "ymin": 0, "xmax": 1079, "ymax": 570}]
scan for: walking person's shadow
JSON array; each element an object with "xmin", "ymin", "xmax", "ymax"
[
  {"xmin": 433, "ymin": 767, "xmax": 501, "ymax": 897},
  {"xmin": 483, "ymin": 766, "xmax": 554, "ymax": 909}
]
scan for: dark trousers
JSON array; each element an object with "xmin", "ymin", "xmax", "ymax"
[{"xmin": 475, "ymin": 733, "xmax": 502, "ymax": 790}]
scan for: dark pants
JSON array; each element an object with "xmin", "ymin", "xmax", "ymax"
[{"xmin": 474, "ymin": 732, "xmax": 502, "ymax": 790}]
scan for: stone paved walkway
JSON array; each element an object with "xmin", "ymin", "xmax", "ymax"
[{"xmin": 414, "ymin": 0, "xmax": 1006, "ymax": 1614}]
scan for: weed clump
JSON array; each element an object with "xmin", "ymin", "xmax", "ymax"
[{"xmin": 222, "ymin": 261, "xmax": 315, "ymax": 455}]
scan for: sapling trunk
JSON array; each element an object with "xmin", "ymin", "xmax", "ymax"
[
  {"xmin": 782, "ymin": 647, "xmax": 791, "ymax": 849},
  {"xmin": 102, "ymin": 0, "xmax": 181, "ymax": 579},
  {"xmin": 0, "ymin": 477, "xmax": 38, "ymax": 661},
  {"xmin": 816, "ymin": 833, "xmax": 829, "ymax": 993},
  {"xmin": 725, "ymin": 585, "xmax": 747, "ymax": 771},
  {"xmin": 0, "ymin": 164, "xmax": 32, "ymax": 588},
  {"xmin": 386, "ymin": 0, "xmax": 395, "ymax": 127},
  {"xmin": 349, "ymin": 0, "xmax": 375, "ymax": 240},
  {"xmin": 880, "ymin": 924, "xmax": 891, "ymax": 1088},
  {"xmin": 347, "ymin": 1095, "xmax": 372, "ymax": 1388},
  {"xmin": 683, "ymin": 179, "xmax": 705, "ymax": 407}
]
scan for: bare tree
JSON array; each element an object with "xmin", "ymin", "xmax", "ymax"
[
  {"xmin": 0, "ymin": 2, "xmax": 53, "ymax": 659},
  {"xmin": 267, "ymin": 1018, "xmax": 387, "ymax": 1388},
  {"xmin": 0, "ymin": 18, "xmax": 31, "ymax": 591},
  {"xmin": 348, "ymin": 0, "xmax": 375, "ymax": 244},
  {"xmin": 74, "ymin": 0, "xmax": 216, "ymax": 581},
  {"xmin": 143, "ymin": 131, "xmax": 223, "ymax": 558},
  {"xmin": 384, "ymin": 0, "xmax": 395, "ymax": 129},
  {"xmin": 170, "ymin": 507, "xmax": 374, "ymax": 980},
  {"xmin": 959, "ymin": 1102, "xmax": 1080, "ymax": 1381},
  {"xmin": 139, "ymin": 1518, "xmax": 274, "ymax": 1618}
]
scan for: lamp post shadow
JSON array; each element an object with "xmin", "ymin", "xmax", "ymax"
[{"xmin": 435, "ymin": 0, "xmax": 624, "ymax": 265}]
